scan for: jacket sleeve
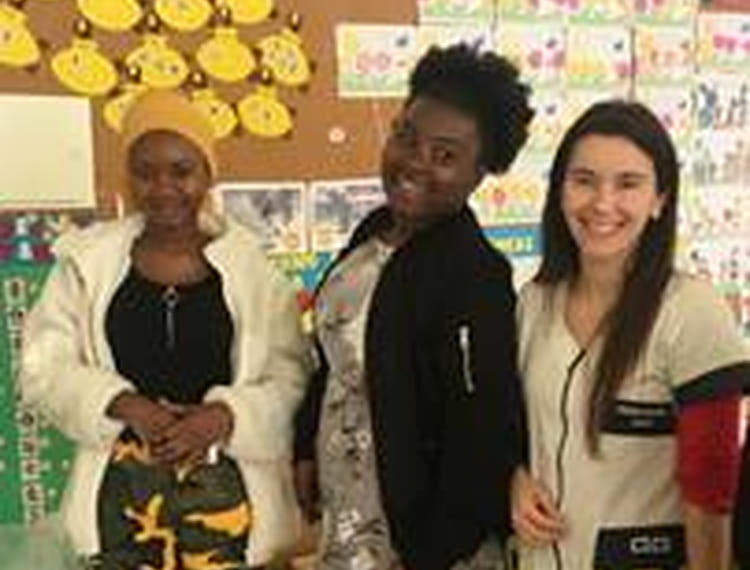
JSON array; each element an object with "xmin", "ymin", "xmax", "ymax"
[
  {"xmin": 19, "ymin": 257, "xmax": 133, "ymax": 449},
  {"xmin": 398, "ymin": 260, "xmax": 525, "ymax": 570},
  {"xmin": 205, "ymin": 276, "xmax": 314, "ymax": 461}
]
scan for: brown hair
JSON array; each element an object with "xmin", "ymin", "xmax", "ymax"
[{"xmin": 535, "ymin": 100, "xmax": 679, "ymax": 453}]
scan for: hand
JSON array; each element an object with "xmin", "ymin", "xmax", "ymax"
[
  {"xmin": 294, "ymin": 458, "xmax": 320, "ymax": 522},
  {"xmin": 150, "ymin": 401, "xmax": 233, "ymax": 465},
  {"xmin": 511, "ymin": 467, "xmax": 566, "ymax": 547},
  {"xmin": 107, "ymin": 392, "xmax": 178, "ymax": 446}
]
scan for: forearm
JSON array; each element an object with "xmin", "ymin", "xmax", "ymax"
[
  {"xmin": 684, "ymin": 501, "xmax": 731, "ymax": 570},
  {"xmin": 105, "ymin": 389, "xmax": 140, "ymax": 420}
]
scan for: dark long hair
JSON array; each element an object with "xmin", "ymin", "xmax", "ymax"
[{"xmin": 535, "ymin": 100, "xmax": 679, "ymax": 453}]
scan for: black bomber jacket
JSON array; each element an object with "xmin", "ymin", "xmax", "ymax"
[{"xmin": 294, "ymin": 206, "xmax": 526, "ymax": 570}]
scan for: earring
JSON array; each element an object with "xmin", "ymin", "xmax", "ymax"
[{"xmin": 651, "ymin": 209, "xmax": 661, "ymax": 221}]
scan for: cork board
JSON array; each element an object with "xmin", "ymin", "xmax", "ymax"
[{"xmin": 0, "ymin": 1, "xmax": 414, "ymax": 213}]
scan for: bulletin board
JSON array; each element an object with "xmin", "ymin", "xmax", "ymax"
[{"xmin": 0, "ymin": 0, "xmax": 412, "ymax": 213}]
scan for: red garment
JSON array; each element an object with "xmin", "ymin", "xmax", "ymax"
[{"xmin": 677, "ymin": 395, "xmax": 742, "ymax": 513}]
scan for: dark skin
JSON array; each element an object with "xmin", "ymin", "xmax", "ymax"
[
  {"xmin": 380, "ymin": 95, "xmax": 484, "ymax": 245},
  {"xmin": 106, "ymin": 130, "xmax": 233, "ymax": 467},
  {"xmin": 295, "ymin": 96, "xmax": 485, "ymax": 566}
]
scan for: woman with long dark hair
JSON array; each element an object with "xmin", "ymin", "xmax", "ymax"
[{"xmin": 511, "ymin": 100, "xmax": 749, "ymax": 569}]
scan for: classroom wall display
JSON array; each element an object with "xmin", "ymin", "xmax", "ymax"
[
  {"xmin": 309, "ymin": 177, "xmax": 384, "ymax": 252},
  {"xmin": 216, "ymin": 181, "xmax": 308, "ymax": 253},
  {"xmin": 3, "ymin": 0, "xmax": 750, "ymax": 531},
  {"xmin": 0, "ymin": 95, "xmax": 96, "ymax": 210},
  {"xmin": 0, "ymin": 0, "xmax": 410, "ymax": 213}
]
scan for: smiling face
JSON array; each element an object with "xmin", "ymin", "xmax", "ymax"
[
  {"xmin": 562, "ymin": 134, "xmax": 665, "ymax": 270},
  {"xmin": 380, "ymin": 96, "xmax": 483, "ymax": 230},
  {"xmin": 127, "ymin": 130, "xmax": 212, "ymax": 231}
]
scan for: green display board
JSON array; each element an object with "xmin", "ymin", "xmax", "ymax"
[{"xmin": 0, "ymin": 261, "xmax": 74, "ymax": 525}]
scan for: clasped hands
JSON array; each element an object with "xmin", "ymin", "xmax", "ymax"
[{"xmin": 109, "ymin": 392, "xmax": 233, "ymax": 466}]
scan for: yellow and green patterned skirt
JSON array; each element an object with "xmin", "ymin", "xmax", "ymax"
[{"xmin": 92, "ymin": 429, "xmax": 252, "ymax": 570}]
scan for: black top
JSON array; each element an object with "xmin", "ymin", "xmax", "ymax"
[
  {"xmin": 105, "ymin": 266, "xmax": 233, "ymax": 404},
  {"xmin": 295, "ymin": 206, "xmax": 527, "ymax": 570}
]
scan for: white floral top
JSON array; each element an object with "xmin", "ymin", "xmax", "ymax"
[
  {"xmin": 315, "ymin": 237, "xmax": 507, "ymax": 570},
  {"xmin": 316, "ymin": 238, "xmax": 397, "ymax": 570}
]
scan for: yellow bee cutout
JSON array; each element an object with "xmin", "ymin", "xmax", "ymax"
[
  {"xmin": 51, "ymin": 21, "xmax": 117, "ymax": 96},
  {"xmin": 0, "ymin": 4, "xmax": 40, "ymax": 68},
  {"xmin": 238, "ymin": 78, "xmax": 293, "ymax": 138},
  {"xmin": 77, "ymin": 0, "xmax": 143, "ymax": 32},
  {"xmin": 126, "ymin": 33, "xmax": 189, "ymax": 89},
  {"xmin": 155, "ymin": 0, "xmax": 213, "ymax": 33},
  {"xmin": 256, "ymin": 14, "xmax": 311, "ymax": 88},
  {"xmin": 190, "ymin": 87, "xmax": 238, "ymax": 139},
  {"xmin": 197, "ymin": 25, "xmax": 256, "ymax": 83},
  {"xmin": 215, "ymin": 0, "xmax": 274, "ymax": 25},
  {"xmin": 104, "ymin": 81, "xmax": 149, "ymax": 132}
]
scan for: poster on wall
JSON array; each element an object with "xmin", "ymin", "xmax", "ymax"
[
  {"xmin": 216, "ymin": 182, "xmax": 308, "ymax": 254},
  {"xmin": 494, "ymin": 18, "xmax": 566, "ymax": 86},
  {"xmin": 0, "ymin": 95, "xmax": 95, "ymax": 209},
  {"xmin": 417, "ymin": 0, "xmax": 495, "ymax": 26},
  {"xmin": 336, "ymin": 24, "xmax": 417, "ymax": 98},
  {"xmin": 469, "ymin": 151, "xmax": 547, "ymax": 228},
  {"xmin": 628, "ymin": 0, "xmax": 698, "ymax": 24},
  {"xmin": 416, "ymin": 24, "xmax": 494, "ymax": 56},
  {"xmin": 564, "ymin": 0, "xmax": 629, "ymax": 22},
  {"xmin": 697, "ymin": 12, "xmax": 750, "ymax": 71},
  {"xmin": 635, "ymin": 84, "xmax": 694, "ymax": 154},
  {"xmin": 564, "ymin": 22, "xmax": 632, "ymax": 87},
  {"xmin": 634, "ymin": 23, "xmax": 695, "ymax": 84},
  {"xmin": 694, "ymin": 73, "xmax": 750, "ymax": 131},
  {"xmin": 309, "ymin": 178, "xmax": 384, "ymax": 252}
]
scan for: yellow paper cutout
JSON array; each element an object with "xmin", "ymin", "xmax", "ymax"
[
  {"xmin": 215, "ymin": 0, "xmax": 274, "ymax": 25},
  {"xmin": 238, "ymin": 83, "xmax": 292, "ymax": 138},
  {"xmin": 191, "ymin": 88, "xmax": 238, "ymax": 139},
  {"xmin": 77, "ymin": 0, "xmax": 143, "ymax": 32},
  {"xmin": 104, "ymin": 83, "xmax": 150, "ymax": 132},
  {"xmin": 0, "ymin": 4, "xmax": 40, "ymax": 68},
  {"xmin": 196, "ymin": 27, "xmax": 256, "ymax": 83},
  {"xmin": 257, "ymin": 27, "xmax": 311, "ymax": 87},
  {"xmin": 126, "ymin": 34, "xmax": 189, "ymax": 89},
  {"xmin": 155, "ymin": 0, "xmax": 213, "ymax": 33},
  {"xmin": 51, "ymin": 38, "xmax": 118, "ymax": 96}
]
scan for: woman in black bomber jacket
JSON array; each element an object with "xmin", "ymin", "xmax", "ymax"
[{"xmin": 294, "ymin": 43, "xmax": 534, "ymax": 570}]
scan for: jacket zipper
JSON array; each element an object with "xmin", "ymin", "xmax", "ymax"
[
  {"xmin": 457, "ymin": 324, "xmax": 475, "ymax": 394},
  {"xmin": 553, "ymin": 348, "xmax": 586, "ymax": 570},
  {"xmin": 162, "ymin": 286, "xmax": 179, "ymax": 350}
]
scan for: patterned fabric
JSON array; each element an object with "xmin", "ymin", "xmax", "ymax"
[
  {"xmin": 95, "ymin": 266, "xmax": 252, "ymax": 570},
  {"xmin": 315, "ymin": 238, "xmax": 506, "ymax": 570},
  {"xmin": 95, "ymin": 431, "xmax": 251, "ymax": 570},
  {"xmin": 316, "ymin": 238, "xmax": 397, "ymax": 570}
]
